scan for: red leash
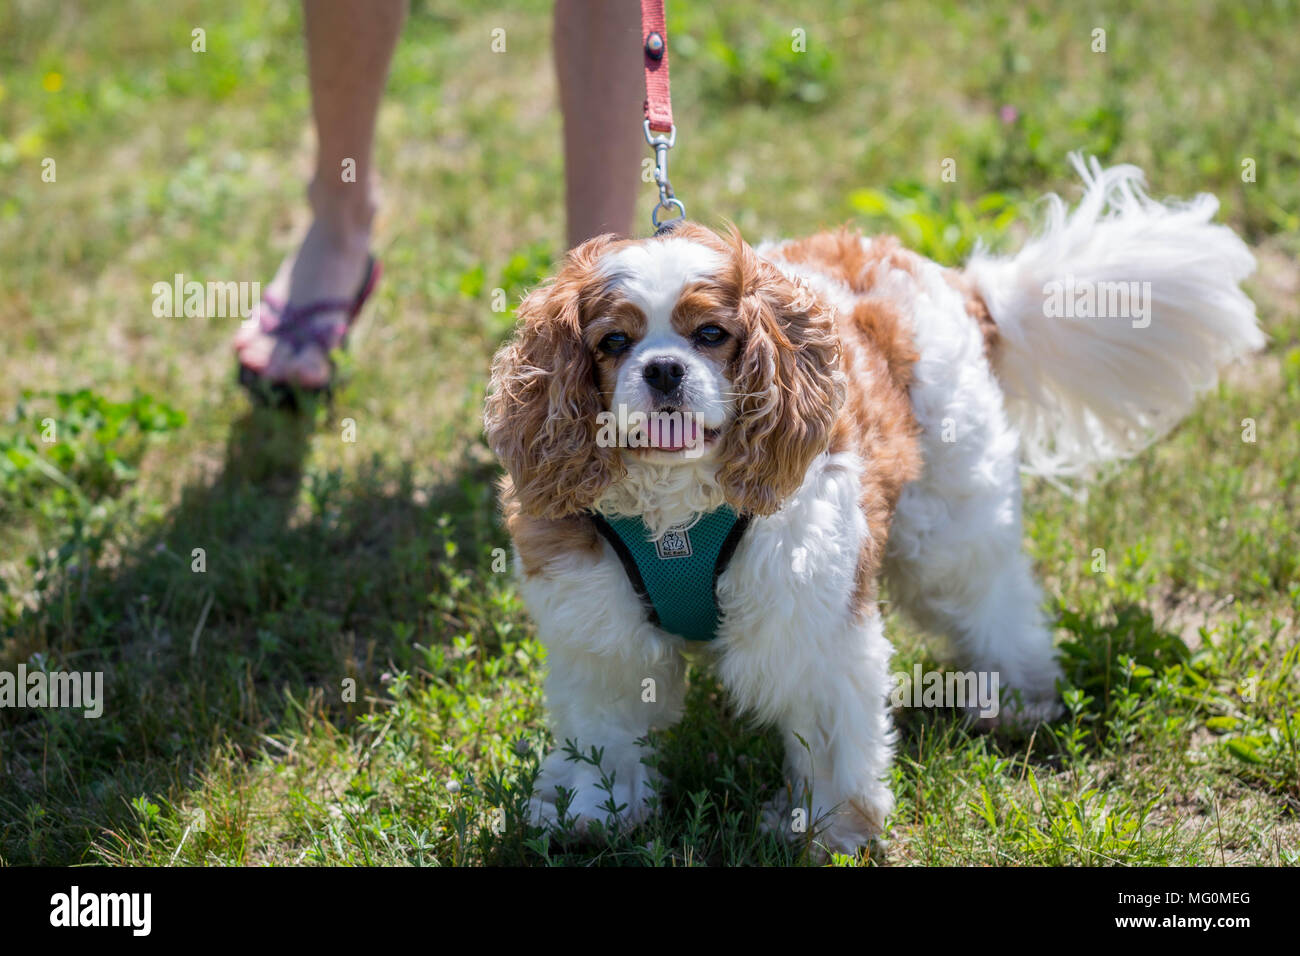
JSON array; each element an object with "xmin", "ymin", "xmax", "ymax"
[
  {"xmin": 641, "ymin": 0, "xmax": 685, "ymax": 230},
  {"xmin": 641, "ymin": 0, "xmax": 673, "ymax": 133}
]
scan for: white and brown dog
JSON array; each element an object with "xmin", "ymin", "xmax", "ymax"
[{"xmin": 484, "ymin": 155, "xmax": 1262, "ymax": 853}]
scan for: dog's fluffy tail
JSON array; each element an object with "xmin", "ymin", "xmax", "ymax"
[{"xmin": 964, "ymin": 153, "xmax": 1263, "ymax": 477}]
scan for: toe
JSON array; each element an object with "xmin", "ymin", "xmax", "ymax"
[
  {"xmin": 283, "ymin": 345, "xmax": 332, "ymax": 388},
  {"xmin": 232, "ymin": 321, "xmax": 259, "ymax": 350},
  {"xmin": 237, "ymin": 332, "xmax": 276, "ymax": 373}
]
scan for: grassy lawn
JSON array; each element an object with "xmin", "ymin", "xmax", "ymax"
[{"xmin": 1, "ymin": 0, "xmax": 1298, "ymax": 866}]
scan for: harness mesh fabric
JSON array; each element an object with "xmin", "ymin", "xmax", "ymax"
[{"xmin": 590, "ymin": 506, "xmax": 750, "ymax": 642}]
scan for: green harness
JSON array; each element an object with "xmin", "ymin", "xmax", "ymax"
[{"xmin": 589, "ymin": 506, "xmax": 752, "ymax": 642}]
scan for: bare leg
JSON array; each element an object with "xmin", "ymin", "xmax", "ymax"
[
  {"xmin": 554, "ymin": 0, "xmax": 644, "ymax": 247},
  {"xmin": 236, "ymin": 0, "xmax": 407, "ymax": 387}
]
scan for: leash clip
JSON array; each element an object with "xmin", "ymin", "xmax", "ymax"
[{"xmin": 644, "ymin": 119, "xmax": 685, "ymax": 230}]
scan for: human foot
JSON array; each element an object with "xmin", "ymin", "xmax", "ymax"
[{"xmin": 234, "ymin": 218, "xmax": 379, "ymax": 390}]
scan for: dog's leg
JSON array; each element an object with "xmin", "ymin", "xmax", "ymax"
[
  {"xmin": 718, "ymin": 609, "xmax": 896, "ymax": 855},
  {"xmin": 530, "ymin": 642, "xmax": 685, "ymax": 834},
  {"xmin": 779, "ymin": 613, "xmax": 896, "ymax": 854},
  {"xmin": 518, "ymin": 550, "xmax": 686, "ymax": 835},
  {"xmin": 887, "ymin": 511, "xmax": 1063, "ymax": 726},
  {"xmin": 885, "ymin": 444, "xmax": 1063, "ymax": 726},
  {"xmin": 884, "ymin": 267, "xmax": 1064, "ymax": 727},
  {"xmin": 715, "ymin": 453, "xmax": 896, "ymax": 854}
]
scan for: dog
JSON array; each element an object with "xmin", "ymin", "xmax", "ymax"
[{"xmin": 483, "ymin": 155, "xmax": 1263, "ymax": 853}]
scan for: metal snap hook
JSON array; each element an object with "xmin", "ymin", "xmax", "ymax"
[{"xmin": 652, "ymin": 197, "xmax": 687, "ymax": 230}]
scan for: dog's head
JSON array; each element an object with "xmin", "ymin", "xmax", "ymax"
[{"xmin": 484, "ymin": 223, "xmax": 844, "ymax": 520}]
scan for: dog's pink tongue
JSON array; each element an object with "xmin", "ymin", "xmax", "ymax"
[{"xmin": 649, "ymin": 416, "xmax": 699, "ymax": 450}]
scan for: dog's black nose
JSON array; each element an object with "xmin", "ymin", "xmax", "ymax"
[{"xmin": 643, "ymin": 358, "xmax": 686, "ymax": 395}]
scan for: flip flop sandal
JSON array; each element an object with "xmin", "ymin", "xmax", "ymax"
[{"xmin": 237, "ymin": 254, "xmax": 383, "ymax": 409}]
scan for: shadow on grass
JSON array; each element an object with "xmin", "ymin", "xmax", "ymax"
[
  {"xmin": 1056, "ymin": 602, "xmax": 1193, "ymax": 712},
  {"xmin": 0, "ymin": 405, "xmax": 508, "ymax": 864},
  {"xmin": 0, "ymin": 403, "xmax": 828, "ymax": 866},
  {"xmin": 889, "ymin": 602, "xmax": 1193, "ymax": 774},
  {"xmin": 7, "ymin": 411, "xmax": 1186, "ymax": 865}
]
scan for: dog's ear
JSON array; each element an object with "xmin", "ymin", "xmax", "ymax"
[
  {"xmin": 717, "ymin": 233, "xmax": 844, "ymax": 516},
  {"xmin": 484, "ymin": 235, "xmax": 625, "ymax": 519}
]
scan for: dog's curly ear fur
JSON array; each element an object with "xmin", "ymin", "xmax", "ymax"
[
  {"xmin": 717, "ymin": 230, "xmax": 845, "ymax": 516},
  {"xmin": 484, "ymin": 235, "xmax": 625, "ymax": 519}
]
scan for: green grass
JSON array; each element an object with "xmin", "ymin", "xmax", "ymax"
[{"xmin": 2, "ymin": 0, "xmax": 1298, "ymax": 866}]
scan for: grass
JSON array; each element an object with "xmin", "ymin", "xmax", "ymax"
[{"xmin": 1, "ymin": 0, "xmax": 1298, "ymax": 866}]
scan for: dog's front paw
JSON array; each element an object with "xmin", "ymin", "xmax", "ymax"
[
  {"xmin": 530, "ymin": 744, "xmax": 658, "ymax": 837},
  {"xmin": 759, "ymin": 784, "xmax": 890, "ymax": 859},
  {"xmin": 759, "ymin": 795, "xmax": 797, "ymax": 841}
]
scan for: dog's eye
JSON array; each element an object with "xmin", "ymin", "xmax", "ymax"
[
  {"xmin": 598, "ymin": 331, "xmax": 631, "ymax": 355},
  {"xmin": 694, "ymin": 324, "xmax": 728, "ymax": 346}
]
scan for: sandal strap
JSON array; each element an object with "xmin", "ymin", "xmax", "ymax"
[
  {"xmin": 255, "ymin": 256, "xmax": 379, "ymax": 350},
  {"xmin": 275, "ymin": 299, "xmax": 356, "ymax": 350}
]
